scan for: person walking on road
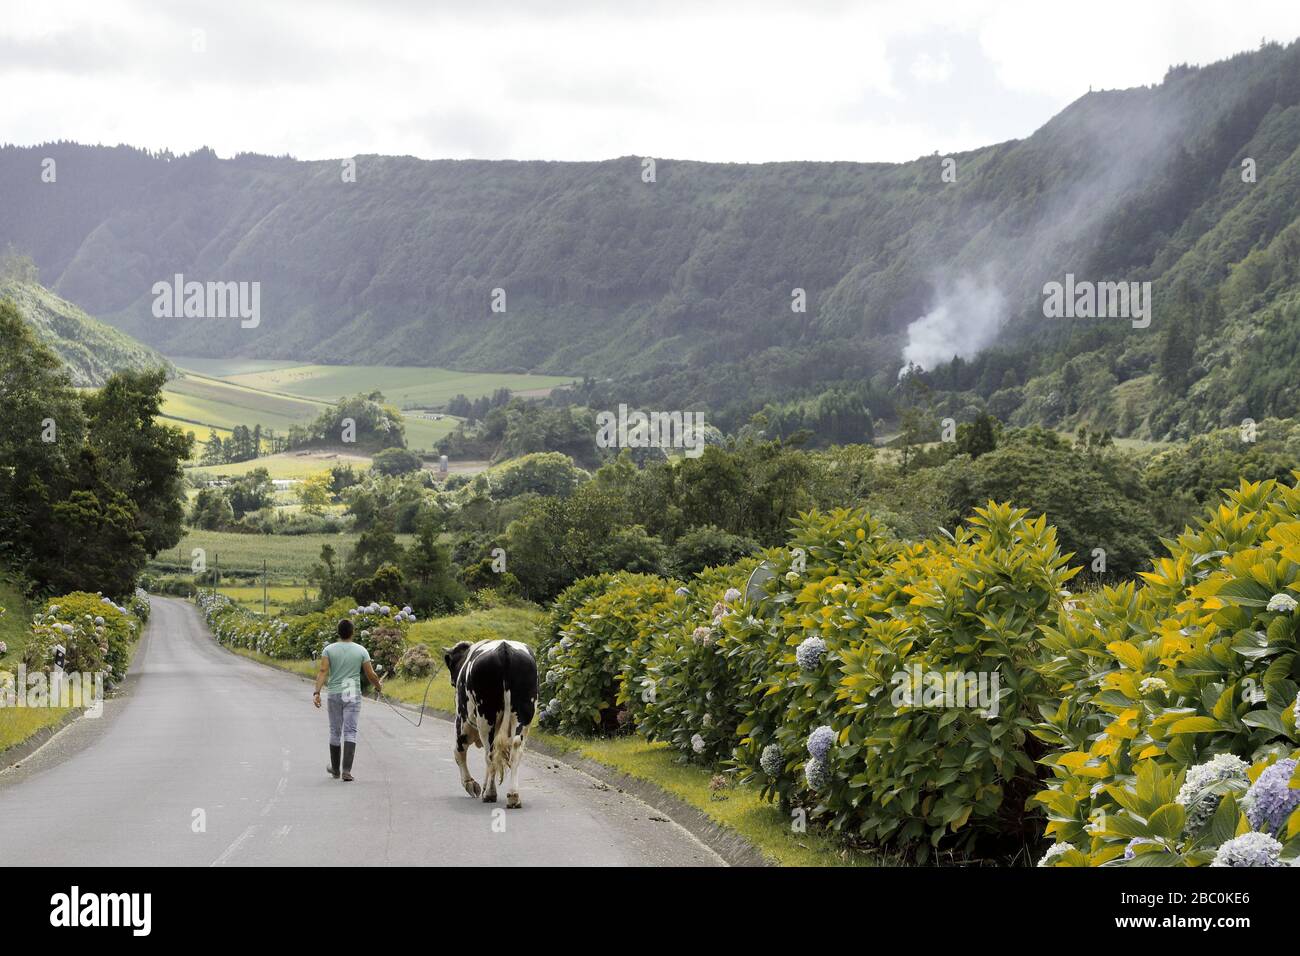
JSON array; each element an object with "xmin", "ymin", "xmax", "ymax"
[{"xmin": 313, "ymin": 619, "xmax": 382, "ymax": 781}]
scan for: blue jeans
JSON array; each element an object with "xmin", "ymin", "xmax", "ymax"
[{"xmin": 327, "ymin": 692, "xmax": 361, "ymax": 744}]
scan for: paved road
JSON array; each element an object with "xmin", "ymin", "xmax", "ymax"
[{"xmin": 0, "ymin": 597, "xmax": 721, "ymax": 866}]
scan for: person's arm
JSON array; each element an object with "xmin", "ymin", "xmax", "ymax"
[
  {"xmin": 313, "ymin": 652, "xmax": 330, "ymax": 707},
  {"xmin": 362, "ymin": 660, "xmax": 382, "ymax": 697}
]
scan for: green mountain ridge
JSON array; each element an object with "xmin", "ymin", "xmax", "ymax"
[
  {"xmin": 0, "ymin": 278, "xmax": 174, "ymax": 386},
  {"xmin": 5, "ymin": 40, "xmax": 1300, "ymax": 434}
]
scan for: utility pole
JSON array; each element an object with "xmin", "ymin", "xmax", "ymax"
[{"xmin": 263, "ymin": 560, "xmax": 268, "ymax": 616}]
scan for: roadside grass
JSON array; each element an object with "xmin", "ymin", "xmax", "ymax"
[
  {"xmin": 0, "ymin": 706, "xmax": 75, "ymax": 753},
  {"xmin": 0, "ymin": 574, "xmax": 32, "ymax": 669},
  {"xmin": 405, "ymin": 607, "xmax": 544, "ymax": 654},
  {"xmin": 550, "ymin": 736, "xmax": 878, "ymax": 867}
]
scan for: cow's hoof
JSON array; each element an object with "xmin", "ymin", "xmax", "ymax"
[
  {"xmin": 482, "ymin": 790, "xmax": 498, "ymax": 804},
  {"xmin": 464, "ymin": 780, "xmax": 481, "ymax": 798},
  {"xmin": 506, "ymin": 792, "xmax": 522, "ymax": 809}
]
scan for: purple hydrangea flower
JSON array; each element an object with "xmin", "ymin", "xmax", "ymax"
[
  {"xmin": 796, "ymin": 636, "xmax": 826, "ymax": 671},
  {"xmin": 804, "ymin": 757, "xmax": 830, "ymax": 790},
  {"xmin": 1243, "ymin": 758, "xmax": 1300, "ymax": 834},
  {"xmin": 807, "ymin": 725, "xmax": 835, "ymax": 762}
]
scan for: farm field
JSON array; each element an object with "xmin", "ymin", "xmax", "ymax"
[
  {"xmin": 216, "ymin": 584, "xmax": 318, "ymax": 614},
  {"xmin": 213, "ymin": 363, "xmax": 577, "ymax": 409},
  {"xmin": 184, "ymin": 448, "xmax": 373, "ymax": 480},
  {"xmin": 158, "ymin": 359, "xmax": 560, "ymax": 459},
  {"xmin": 162, "ymin": 372, "xmax": 329, "ymax": 433},
  {"xmin": 151, "ymin": 529, "xmax": 415, "ymax": 581}
]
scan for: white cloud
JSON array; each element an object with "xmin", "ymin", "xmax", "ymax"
[{"xmin": 2, "ymin": 0, "xmax": 1298, "ymax": 162}]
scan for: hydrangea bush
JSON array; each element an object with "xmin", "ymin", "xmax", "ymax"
[
  {"xmin": 23, "ymin": 592, "xmax": 140, "ymax": 685},
  {"xmin": 637, "ymin": 558, "xmax": 762, "ymax": 762},
  {"xmin": 538, "ymin": 573, "xmax": 679, "ymax": 735},
  {"xmin": 1033, "ymin": 478, "xmax": 1300, "ymax": 865}
]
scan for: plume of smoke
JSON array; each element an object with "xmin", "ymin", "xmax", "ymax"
[{"xmin": 900, "ymin": 274, "xmax": 1006, "ymax": 373}]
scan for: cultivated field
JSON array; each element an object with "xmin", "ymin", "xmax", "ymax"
[
  {"xmin": 152, "ymin": 529, "xmax": 415, "ymax": 581},
  {"xmin": 184, "ymin": 448, "xmax": 374, "ymax": 480},
  {"xmin": 159, "ymin": 359, "xmax": 564, "ymax": 459},
  {"xmin": 213, "ymin": 363, "xmax": 576, "ymax": 409}
]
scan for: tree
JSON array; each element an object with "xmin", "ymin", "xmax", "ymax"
[
  {"xmin": 956, "ymin": 414, "xmax": 998, "ymax": 459},
  {"xmin": 401, "ymin": 515, "xmax": 465, "ymax": 614},
  {"xmin": 668, "ymin": 525, "xmax": 758, "ymax": 577},
  {"xmin": 190, "ymin": 488, "xmax": 234, "ymax": 530},
  {"xmin": 371, "ymin": 447, "xmax": 423, "ymax": 477},
  {"xmin": 81, "ymin": 368, "xmax": 193, "ymax": 555},
  {"xmin": 298, "ymin": 472, "xmax": 332, "ymax": 515},
  {"xmin": 0, "ymin": 302, "xmax": 188, "ymax": 596}
]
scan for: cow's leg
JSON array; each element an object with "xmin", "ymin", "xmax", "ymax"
[
  {"xmin": 454, "ymin": 717, "xmax": 480, "ymax": 798},
  {"xmin": 506, "ymin": 725, "xmax": 527, "ymax": 809},
  {"xmin": 478, "ymin": 715, "xmax": 497, "ymax": 803}
]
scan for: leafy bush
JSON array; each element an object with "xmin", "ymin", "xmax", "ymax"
[
  {"xmin": 638, "ymin": 558, "xmax": 763, "ymax": 762},
  {"xmin": 1034, "ymin": 477, "xmax": 1300, "ymax": 865},
  {"xmin": 23, "ymin": 591, "xmax": 140, "ymax": 685},
  {"xmin": 397, "ymin": 643, "xmax": 436, "ymax": 679},
  {"xmin": 539, "ymin": 573, "xmax": 679, "ymax": 734},
  {"xmin": 721, "ymin": 504, "xmax": 1075, "ymax": 861}
]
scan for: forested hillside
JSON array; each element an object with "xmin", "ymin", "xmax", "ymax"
[
  {"xmin": 5, "ymin": 41, "xmax": 1300, "ymax": 434},
  {"xmin": 0, "ymin": 266, "xmax": 172, "ymax": 386}
]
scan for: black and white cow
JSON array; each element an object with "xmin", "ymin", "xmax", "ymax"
[{"xmin": 443, "ymin": 639, "xmax": 538, "ymax": 808}]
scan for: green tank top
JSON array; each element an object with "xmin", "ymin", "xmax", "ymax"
[{"xmin": 323, "ymin": 641, "xmax": 370, "ymax": 696}]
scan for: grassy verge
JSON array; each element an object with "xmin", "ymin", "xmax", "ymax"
[
  {"xmin": 539, "ymin": 735, "xmax": 876, "ymax": 867},
  {"xmin": 0, "ymin": 705, "xmax": 76, "ymax": 753},
  {"xmin": 0, "ymin": 581, "xmax": 144, "ymax": 755}
]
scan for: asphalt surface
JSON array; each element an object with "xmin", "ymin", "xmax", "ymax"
[{"xmin": 0, "ymin": 597, "xmax": 722, "ymax": 866}]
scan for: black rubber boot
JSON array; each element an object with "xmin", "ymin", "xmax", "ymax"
[
  {"xmin": 342, "ymin": 741, "xmax": 356, "ymax": 781},
  {"xmin": 327, "ymin": 745, "xmax": 341, "ymax": 778}
]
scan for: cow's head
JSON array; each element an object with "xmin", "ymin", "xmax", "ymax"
[{"xmin": 444, "ymin": 641, "xmax": 473, "ymax": 686}]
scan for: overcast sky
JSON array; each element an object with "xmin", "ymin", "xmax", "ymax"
[{"xmin": 5, "ymin": 0, "xmax": 1300, "ymax": 164}]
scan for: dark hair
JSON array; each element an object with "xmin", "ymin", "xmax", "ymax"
[{"xmin": 338, "ymin": 619, "xmax": 354, "ymax": 640}]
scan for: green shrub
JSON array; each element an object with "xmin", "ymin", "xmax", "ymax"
[
  {"xmin": 1034, "ymin": 477, "xmax": 1300, "ymax": 865},
  {"xmin": 638, "ymin": 558, "xmax": 763, "ymax": 762},
  {"xmin": 539, "ymin": 573, "xmax": 678, "ymax": 734},
  {"xmin": 23, "ymin": 591, "xmax": 140, "ymax": 685},
  {"xmin": 731, "ymin": 509, "xmax": 903, "ymax": 802}
]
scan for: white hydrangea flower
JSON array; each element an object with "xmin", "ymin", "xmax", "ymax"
[
  {"xmin": 690, "ymin": 734, "xmax": 705, "ymax": 754},
  {"xmin": 1211, "ymin": 831, "xmax": 1284, "ymax": 867},
  {"xmin": 1177, "ymin": 753, "xmax": 1249, "ymax": 831},
  {"xmin": 1037, "ymin": 842, "xmax": 1072, "ymax": 867},
  {"xmin": 1267, "ymin": 593, "xmax": 1298, "ymax": 613}
]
